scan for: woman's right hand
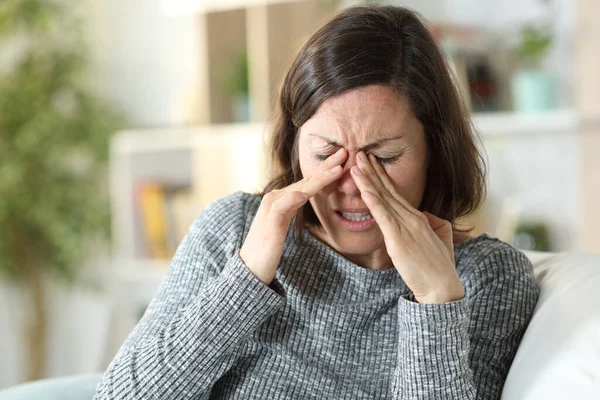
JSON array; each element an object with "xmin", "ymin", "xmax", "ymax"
[{"xmin": 239, "ymin": 147, "xmax": 348, "ymax": 285}]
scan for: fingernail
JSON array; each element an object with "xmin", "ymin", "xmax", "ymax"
[
  {"xmin": 335, "ymin": 148, "xmax": 345, "ymax": 157},
  {"xmin": 351, "ymin": 166, "xmax": 361, "ymax": 176},
  {"xmin": 301, "ymin": 192, "xmax": 310, "ymax": 199},
  {"xmin": 330, "ymin": 165, "xmax": 342, "ymax": 173},
  {"xmin": 358, "ymin": 152, "xmax": 368, "ymax": 163}
]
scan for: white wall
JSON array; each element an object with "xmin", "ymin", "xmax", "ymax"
[
  {"xmin": 87, "ymin": 0, "xmax": 202, "ymax": 127},
  {"xmin": 0, "ymin": 253, "xmax": 112, "ymax": 389}
]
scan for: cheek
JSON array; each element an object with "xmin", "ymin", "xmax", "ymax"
[{"xmin": 386, "ymin": 162, "xmax": 427, "ymax": 207}]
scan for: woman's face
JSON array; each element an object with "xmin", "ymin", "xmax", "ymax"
[{"xmin": 298, "ymin": 84, "xmax": 429, "ymax": 268}]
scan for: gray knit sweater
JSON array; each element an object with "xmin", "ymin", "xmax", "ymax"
[{"xmin": 94, "ymin": 191, "xmax": 540, "ymax": 399}]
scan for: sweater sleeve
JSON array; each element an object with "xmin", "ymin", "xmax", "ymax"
[
  {"xmin": 93, "ymin": 192, "xmax": 287, "ymax": 400},
  {"xmin": 391, "ymin": 246, "xmax": 540, "ymax": 399}
]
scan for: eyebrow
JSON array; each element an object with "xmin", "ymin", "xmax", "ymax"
[{"xmin": 308, "ymin": 134, "xmax": 404, "ymax": 152}]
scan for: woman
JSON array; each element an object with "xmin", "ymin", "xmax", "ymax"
[{"xmin": 95, "ymin": 5, "xmax": 539, "ymax": 399}]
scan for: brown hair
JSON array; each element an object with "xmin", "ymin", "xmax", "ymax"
[{"xmin": 263, "ymin": 4, "xmax": 486, "ymax": 245}]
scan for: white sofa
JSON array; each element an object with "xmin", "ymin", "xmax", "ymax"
[
  {"xmin": 502, "ymin": 251, "xmax": 600, "ymax": 399},
  {"xmin": 1, "ymin": 251, "xmax": 599, "ymax": 399}
]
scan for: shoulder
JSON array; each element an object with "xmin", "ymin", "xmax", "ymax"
[
  {"xmin": 194, "ymin": 191, "xmax": 261, "ymax": 232},
  {"xmin": 454, "ymin": 233, "xmax": 536, "ymax": 293},
  {"xmin": 183, "ymin": 191, "xmax": 262, "ymax": 259}
]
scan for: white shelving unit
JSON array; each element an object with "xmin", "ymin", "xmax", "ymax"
[{"xmin": 105, "ymin": 122, "xmax": 270, "ymax": 360}]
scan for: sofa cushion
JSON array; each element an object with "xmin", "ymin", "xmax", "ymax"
[{"xmin": 502, "ymin": 252, "xmax": 600, "ymax": 399}]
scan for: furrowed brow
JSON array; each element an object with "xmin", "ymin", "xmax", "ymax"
[{"xmin": 309, "ymin": 134, "xmax": 404, "ymax": 152}]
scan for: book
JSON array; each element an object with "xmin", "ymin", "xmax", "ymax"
[
  {"xmin": 135, "ymin": 182, "xmax": 172, "ymax": 259},
  {"xmin": 134, "ymin": 182, "xmax": 197, "ymax": 260}
]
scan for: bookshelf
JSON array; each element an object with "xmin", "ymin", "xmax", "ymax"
[{"xmin": 105, "ymin": 122, "xmax": 269, "ymax": 361}]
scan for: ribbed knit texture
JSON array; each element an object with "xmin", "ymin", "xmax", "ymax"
[{"xmin": 94, "ymin": 191, "xmax": 540, "ymax": 399}]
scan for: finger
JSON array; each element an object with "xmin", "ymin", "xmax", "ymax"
[
  {"xmin": 269, "ymin": 191, "xmax": 310, "ymax": 231},
  {"xmin": 319, "ymin": 147, "xmax": 348, "ymax": 169},
  {"xmin": 351, "ymin": 156, "xmax": 404, "ymax": 222},
  {"xmin": 360, "ymin": 189, "xmax": 409, "ymax": 241},
  {"xmin": 423, "ymin": 211, "xmax": 454, "ymax": 259},
  {"xmin": 366, "ymin": 153, "xmax": 419, "ymax": 216},
  {"xmin": 422, "ymin": 211, "xmax": 449, "ymax": 233},
  {"xmin": 293, "ymin": 148, "xmax": 347, "ymax": 196},
  {"xmin": 355, "ymin": 151, "xmax": 389, "ymax": 201}
]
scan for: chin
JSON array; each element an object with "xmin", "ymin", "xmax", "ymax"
[{"xmin": 326, "ymin": 223, "xmax": 385, "ymax": 256}]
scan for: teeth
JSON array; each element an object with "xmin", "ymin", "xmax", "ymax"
[{"xmin": 340, "ymin": 211, "xmax": 372, "ymax": 221}]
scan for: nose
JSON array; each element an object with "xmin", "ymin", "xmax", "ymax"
[{"xmin": 337, "ymin": 152, "xmax": 361, "ymax": 196}]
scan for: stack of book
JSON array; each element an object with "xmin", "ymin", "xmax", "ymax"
[{"xmin": 134, "ymin": 182, "xmax": 197, "ymax": 259}]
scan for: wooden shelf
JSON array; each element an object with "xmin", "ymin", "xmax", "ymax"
[
  {"xmin": 472, "ymin": 109, "xmax": 578, "ymax": 137},
  {"xmin": 172, "ymin": 0, "xmax": 335, "ymax": 125}
]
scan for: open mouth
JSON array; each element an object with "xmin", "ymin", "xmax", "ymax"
[
  {"xmin": 334, "ymin": 210, "xmax": 376, "ymax": 232},
  {"xmin": 336, "ymin": 211, "xmax": 373, "ymax": 222}
]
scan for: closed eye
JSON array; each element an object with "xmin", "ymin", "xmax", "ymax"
[{"xmin": 314, "ymin": 153, "xmax": 399, "ymax": 164}]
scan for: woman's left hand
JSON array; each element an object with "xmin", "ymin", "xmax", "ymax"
[{"xmin": 351, "ymin": 151, "xmax": 465, "ymax": 304}]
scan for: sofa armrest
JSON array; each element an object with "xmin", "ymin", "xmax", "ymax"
[{"xmin": 0, "ymin": 374, "xmax": 102, "ymax": 400}]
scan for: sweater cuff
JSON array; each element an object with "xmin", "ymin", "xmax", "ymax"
[
  {"xmin": 398, "ymin": 294, "xmax": 469, "ymax": 327},
  {"xmin": 176, "ymin": 252, "xmax": 287, "ymax": 348},
  {"xmin": 219, "ymin": 252, "xmax": 287, "ymax": 311}
]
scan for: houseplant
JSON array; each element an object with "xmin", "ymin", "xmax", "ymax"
[
  {"xmin": 220, "ymin": 50, "xmax": 250, "ymax": 123},
  {"xmin": 0, "ymin": 0, "xmax": 125, "ymax": 381},
  {"xmin": 511, "ymin": 24, "xmax": 555, "ymax": 112}
]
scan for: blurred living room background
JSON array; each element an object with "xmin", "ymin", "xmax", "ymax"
[{"xmin": 1, "ymin": 0, "xmax": 599, "ymax": 389}]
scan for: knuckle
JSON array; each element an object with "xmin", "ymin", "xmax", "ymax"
[
  {"xmin": 313, "ymin": 173, "xmax": 326, "ymax": 186},
  {"xmin": 271, "ymin": 192, "xmax": 298, "ymax": 215},
  {"xmin": 362, "ymin": 165, "xmax": 375, "ymax": 177},
  {"xmin": 292, "ymin": 179, "xmax": 305, "ymax": 191},
  {"xmin": 387, "ymin": 185, "xmax": 400, "ymax": 198},
  {"xmin": 381, "ymin": 210, "xmax": 396, "ymax": 226},
  {"xmin": 407, "ymin": 214, "xmax": 426, "ymax": 229},
  {"xmin": 263, "ymin": 191, "xmax": 277, "ymax": 204},
  {"xmin": 270, "ymin": 196, "xmax": 287, "ymax": 214},
  {"xmin": 417, "ymin": 212, "xmax": 429, "ymax": 223},
  {"xmin": 382, "ymin": 190, "xmax": 395, "ymax": 204}
]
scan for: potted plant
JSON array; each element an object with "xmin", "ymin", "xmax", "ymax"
[
  {"xmin": 511, "ymin": 24, "xmax": 555, "ymax": 112},
  {"xmin": 220, "ymin": 50, "xmax": 250, "ymax": 123},
  {"xmin": 0, "ymin": 0, "xmax": 125, "ymax": 381}
]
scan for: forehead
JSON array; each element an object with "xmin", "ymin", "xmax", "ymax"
[{"xmin": 300, "ymin": 85, "xmax": 419, "ymax": 145}]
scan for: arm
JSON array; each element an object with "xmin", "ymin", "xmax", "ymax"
[
  {"xmin": 94, "ymin": 193, "xmax": 286, "ymax": 400},
  {"xmin": 391, "ymin": 247, "xmax": 540, "ymax": 399}
]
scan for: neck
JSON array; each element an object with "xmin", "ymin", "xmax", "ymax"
[
  {"xmin": 343, "ymin": 250, "xmax": 395, "ymax": 271},
  {"xmin": 308, "ymin": 226, "xmax": 395, "ymax": 271}
]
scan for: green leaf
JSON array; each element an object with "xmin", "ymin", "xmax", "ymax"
[{"xmin": 0, "ymin": 0, "xmax": 128, "ymax": 287}]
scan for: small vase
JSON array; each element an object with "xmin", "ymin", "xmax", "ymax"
[
  {"xmin": 232, "ymin": 94, "xmax": 251, "ymax": 123},
  {"xmin": 511, "ymin": 70, "xmax": 556, "ymax": 112}
]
